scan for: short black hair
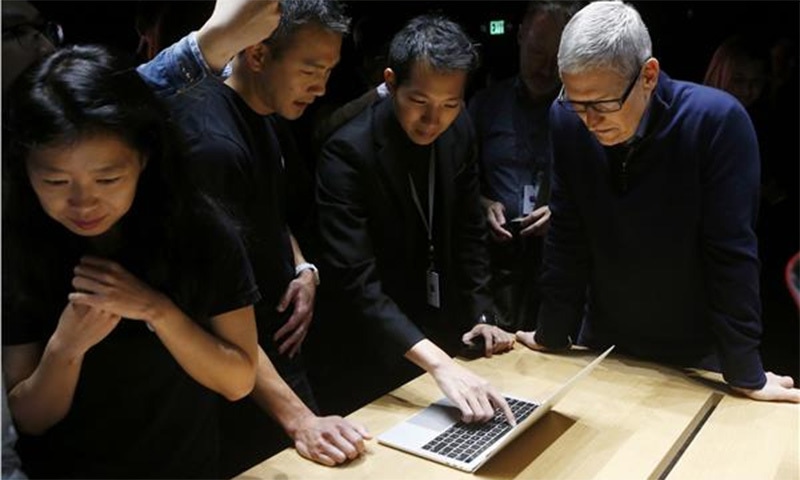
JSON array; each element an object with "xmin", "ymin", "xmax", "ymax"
[
  {"xmin": 263, "ymin": 0, "xmax": 350, "ymax": 58},
  {"xmin": 388, "ymin": 14, "xmax": 478, "ymax": 87}
]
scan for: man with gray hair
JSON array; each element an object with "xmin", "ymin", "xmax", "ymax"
[{"xmin": 516, "ymin": 1, "xmax": 799, "ymax": 402}]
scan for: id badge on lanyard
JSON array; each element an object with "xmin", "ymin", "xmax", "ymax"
[
  {"xmin": 426, "ymin": 269, "xmax": 441, "ymax": 308},
  {"xmin": 409, "ymin": 149, "xmax": 440, "ymax": 309}
]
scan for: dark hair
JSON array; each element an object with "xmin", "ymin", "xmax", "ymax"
[
  {"xmin": 3, "ymin": 44, "xmax": 225, "ymax": 319},
  {"xmin": 263, "ymin": 0, "xmax": 350, "ymax": 59},
  {"xmin": 388, "ymin": 14, "xmax": 479, "ymax": 87},
  {"xmin": 522, "ymin": 0, "xmax": 584, "ymax": 26}
]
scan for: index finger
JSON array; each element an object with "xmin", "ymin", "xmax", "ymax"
[{"xmin": 489, "ymin": 390, "xmax": 516, "ymax": 425}]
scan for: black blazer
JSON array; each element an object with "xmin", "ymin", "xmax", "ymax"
[{"xmin": 317, "ymin": 97, "xmax": 493, "ymax": 359}]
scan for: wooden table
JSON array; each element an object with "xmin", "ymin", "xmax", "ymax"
[
  {"xmin": 235, "ymin": 346, "xmax": 799, "ymax": 480},
  {"xmin": 667, "ymin": 376, "xmax": 799, "ymax": 480}
]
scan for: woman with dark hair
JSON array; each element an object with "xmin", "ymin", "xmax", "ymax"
[{"xmin": 2, "ymin": 44, "xmax": 261, "ymax": 479}]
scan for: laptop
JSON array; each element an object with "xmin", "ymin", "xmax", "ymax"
[{"xmin": 377, "ymin": 346, "xmax": 614, "ymax": 473}]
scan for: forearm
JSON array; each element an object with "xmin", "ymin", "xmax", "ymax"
[
  {"xmin": 479, "ymin": 195, "xmax": 496, "ymax": 210},
  {"xmin": 289, "ymin": 232, "xmax": 307, "ymax": 265},
  {"xmin": 703, "ymin": 107, "xmax": 764, "ymax": 389},
  {"xmin": 249, "ymin": 348, "xmax": 316, "ymax": 437},
  {"xmin": 404, "ymin": 338, "xmax": 453, "ymax": 375},
  {"xmin": 536, "ymin": 159, "xmax": 590, "ymax": 347},
  {"xmin": 150, "ymin": 304, "xmax": 256, "ymax": 401},
  {"xmin": 8, "ymin": 340, "xmax": 83, "ymax": 435},
  {"xmin": 196, "ymin": 0, "xmax": 281, "ymax": 73}
]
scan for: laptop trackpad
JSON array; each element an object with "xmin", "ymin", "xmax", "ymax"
[{"xmin": 409, "ymin": 398, "xmax": 461, "ymax": 431}]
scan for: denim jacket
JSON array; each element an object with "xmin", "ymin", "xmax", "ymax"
[{"xmin": 137, "ymin": 31, "xmax": 218, "ymax": 98}]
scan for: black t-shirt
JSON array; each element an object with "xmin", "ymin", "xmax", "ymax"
[
  {"xmin": 166, "ymin": 80, "xmax": 295, "ymax": 337},
  {"xmin": 2, "ymin": 212, "xmax": 260, "ymax": 479}
]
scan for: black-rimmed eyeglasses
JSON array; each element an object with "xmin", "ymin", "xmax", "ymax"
[{"xmin": 557, "ymin": 66, "xmax": 642, "ymax": 114}]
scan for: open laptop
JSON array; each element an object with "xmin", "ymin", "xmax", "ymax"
[{"xmin": 377, "ymin": 346, "xmax": 614, "ymax": 473}]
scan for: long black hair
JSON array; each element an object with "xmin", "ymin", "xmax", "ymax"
[{"xmin": 3, "ymin": 44, "xmax": 230, "ymax": 322}]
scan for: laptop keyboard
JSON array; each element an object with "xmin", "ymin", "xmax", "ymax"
[{"xmin": 421, "ymin": 397, "xmax": 538, "ymax": 463}]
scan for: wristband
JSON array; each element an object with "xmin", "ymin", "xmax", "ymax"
[
  {"xmin": 476, "ymin": 312, "xmax": 496, "ymax": 326},
  {"xmin": 295, "ymin": 262, "xmax": 320, "ymax": 286}
]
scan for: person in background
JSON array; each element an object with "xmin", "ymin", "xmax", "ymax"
[
  {"xmin": 161, "ymin": 0, "xmax": 370, "ymax": 475},
  {"xmin": 134, "ymin": 0, "xmax": 213, "ymax": 62},
  {"xmin": 311, "ymin": 12, "xmax": 400, "ymax": 154},
  {"xmin": 317, "ymin": 14, "xmax": 517, "ymax": 424},
  {"xmin": 2, "ymin": 44, "xmax": 261, "ymax": 478},
  {"xmin": 468, "ymin": 0, "xmax": 581, "ymax": 333},
  {"xmin": 704, "ymin": 34, "xmax": 787, "ymax": 206},
  {"xmin": 1, "ymin": 0, "xmax": 61, "ymax": 92},
  {"xmin": 704, "ymin": 34, "xmax": 769, "ymax": 110},
  {"xmin": 516, "ymin": 1, "xmax": 799, "ymax": 403}
]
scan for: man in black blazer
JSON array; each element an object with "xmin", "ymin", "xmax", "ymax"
[{"xmin": 317, "ymin": 14, "xmax": 516, "ymax": 424}]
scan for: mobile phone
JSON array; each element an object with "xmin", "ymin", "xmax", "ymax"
[
  {"xmin": 459, "ymin": 336, "xmax": 486, "ymax": 360},
  {"xmin": 501, "ymin": 217, "xmax": 524, "ymax": 237}
]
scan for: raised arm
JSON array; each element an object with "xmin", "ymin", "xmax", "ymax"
[
  {"xmin": 137, "ymin": 0, "xmax": 281, "ymax": 95},
  {"xmin": 196, "ymin": 0, "xmax": 281, "ymax": 73}
]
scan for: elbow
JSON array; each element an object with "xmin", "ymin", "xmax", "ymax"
[
  {"xmin": 223, "ymin": 381, "xmax": 255, "ymax": 401},
  {"xmin": 13, "ymin": 415, "xmax": 53, "ymax": 436},
  {"xmin": 7, "ymin": 399, "xmax": 59, "ymax": 436},
  {"xmin": 220, "ymin": 368, "xmax": 256, "ymax": 401}
]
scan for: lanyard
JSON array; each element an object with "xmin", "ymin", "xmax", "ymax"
[{"xmin": 408, "ymin": 148, "xmax": 436, "ymax": 266}]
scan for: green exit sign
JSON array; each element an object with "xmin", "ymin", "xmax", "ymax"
[{"xmin": 489, "ymin": 20, "xmax": 505, "ymax": 35}]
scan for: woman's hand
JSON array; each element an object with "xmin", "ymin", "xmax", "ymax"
[{"xmin": 68, "ymin": 256, "xmax": 172, "ymax": 325}]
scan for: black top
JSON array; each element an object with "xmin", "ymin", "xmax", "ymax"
[
  {"xmin": 2, "ymin": 212, "xmax": 260, "ymax": 478},
  {"xmin": 166, "ymin": 79, "xmax": 295, "ymax": 339},
  {"xmin": 317, "ymin": 98, "xmax": 494, "ymax": 359}
]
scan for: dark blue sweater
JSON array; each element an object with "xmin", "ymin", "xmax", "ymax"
[{"xmin": 536, "ymin": 71, "xmax": 765, "ymax": 389}]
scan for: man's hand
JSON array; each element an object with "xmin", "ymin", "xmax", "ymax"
[
  {"xmin": 462, "ymin": 324, "xmax": 515, "ymax": 358},
  {"xmin": 274, "ymin": 270, "xmax": 316, "ymax": 358},
  {"xmin": 483, "ymin": 199, "xmax": 513, "ymax": 242},
  {"xmin": 732, "ymin": 372, "xmax": 800, "ymax": 403},
  {"xmin": 290, "ymin": 415, "xmax": 372, "ymax": 466},
  {"xmin": 519, "ymin": 205, "xmax": 551, "ymax": 237},
  {"xmin": 514, "ymin": 330, "xmax": 549, "ymax": 351},
  {"xmin": 431, "ymin": 360, "xmax": 516, "ymax": 425}
]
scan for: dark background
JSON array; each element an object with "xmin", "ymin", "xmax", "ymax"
[
  {"xmin": 31, "ymin": 1, "xmax": 800, "ymax": 133},
  {"xmin": 32, "ymin": 1, "xmax": 799, "ymax": 81},
  {"xmin": 31, "ymin": 1, "xmax": 800, "ymax": 152}
]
